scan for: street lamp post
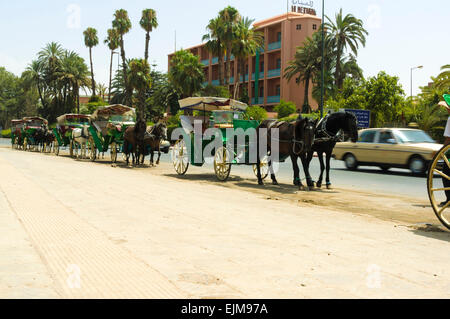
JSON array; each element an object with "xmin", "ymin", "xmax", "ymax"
[
  {"xmin": 320, "ymin": 0, "xmax": 325, "ymax": 118},
  {"xmin": 410, "ymin": 65, "xmax": 423, "ymax": 99}
]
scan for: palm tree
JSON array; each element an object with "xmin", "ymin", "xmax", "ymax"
[
  {"xmin": 219, "ymin": 6, "xmax": 240, "ymax": 85},
  {"xmin": 436, "ymin": 64, "xmax": 450, "ymax": 90},
  {"xmin": 232, "ymin": 17, "xmax": 264, "ymax": 99},
  {"xmin": 23, "ymin": 60, "xmax": 47, "ymax": 110},
  {"xmin": 168, "ymin": 49, "xmax": 205, "ymax": 98},
  {"xmin": 104, "ymin": 28, "xmax": 120, "ymax": 102},
  {"xmin": 128, "ymin": 59, "xmax": 152, "ymax": 121},
  {"xmin": 325, "ymin": 8, "xmax": 368, "ymax": 90},
  {"xmin": 83, "ymin": 27, "xmax": 99, "ymax": 97},
  {"xmin": 203, "ymin": 17, "xmax": 225, "ymax": 86},
  {"xmin": 113, "ymin": 9, "xmax": 132, "ymax": 106},
  {"xmin": 140, "ymin": 9, "xmax": 158, "ymax": 62},
  {"xmin": 284, "ymin": 33, "xmax": 323, "ymax": 113}
]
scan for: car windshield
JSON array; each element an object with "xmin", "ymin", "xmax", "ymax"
[{"xmin": 395, "ymin": 130, "xmax": 434, "ymax": 144}]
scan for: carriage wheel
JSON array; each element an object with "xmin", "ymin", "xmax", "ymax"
[
  {"xmin": 88, "ymin": 137, "xmax": 97, "ymax": 162},
  {"xmin": 253, "ymin": 154, "xmax": 269, "ymax": 180},
  {"xmin": 427, "ymin": 144, "xmax": 450, "ymax": 230},
  {"xmin": 214, "ymin": 147, "xmax": 232, "ymax": 182},
  {"xmin": 172, "ymin": 139, "xmax": 189, "ymax": 175},
  {"xmin": 110, "ymin": 142, "xmax": 118, "ymax": 163}
]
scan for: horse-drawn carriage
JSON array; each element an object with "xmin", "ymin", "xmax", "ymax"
[
  {"xmin": 87, "ymin": 104, "xmax": 136, "ymax": 162},
  {"xmin": 53, "ymin": 114, "xmax": 91, "ymax": 157},
  {"xmin": 22, "ymin": 117, "xmax": 49, "ymax": 151},
  {"xmin": 171, "ymin": 97, "xmax": 269, "ymax": 181},
  {"xmin": 11, "ymin": 119, "xmax": 25, "ymax": 149},
  {"xmin": 427, "ymin": 94, "xmax": 450, "ymax": 230}
]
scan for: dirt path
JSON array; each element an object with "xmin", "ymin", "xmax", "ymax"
[{"xmin": 0, "ymin": 147, "xmax": 449, "ymax": 298}]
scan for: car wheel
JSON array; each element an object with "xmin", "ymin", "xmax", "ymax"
[
  {"xmin": 409, "ymin": 155, "xmax": 426, "ymax": 175},
  {"xmin": 344, "ymin": 153, "xmax": 358, "ymax": 170}
]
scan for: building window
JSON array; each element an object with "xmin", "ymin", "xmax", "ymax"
[
  {"xmin": 260, "ymin": 62, "xmax": 264, "ymax": 71},
  {"xmin": 276, "ymin": 58, "xmax": 281, "ymax": 69},
  {"xmin": 313, "ymin": 24, "xmax": 317, "ymax": 30},
  {"xmin": 277, "ymin": 32, "xmax": 282, "ymax": 42},
  {"xmin": 276, "ymin": 85, "xmax": 281, "ymax": 96},
  {"xmin": 296, "ymin": 24, "xmax": 302, "ymax": 30}
]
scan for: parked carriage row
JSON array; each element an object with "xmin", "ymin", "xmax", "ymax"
[{"xmin": 9, "ymin": 96, "xmax": 450, "ymax": 231}]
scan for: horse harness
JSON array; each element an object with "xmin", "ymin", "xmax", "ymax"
[
  {"xmin": 314, "ymin": 115, "xmax": 344, "ymax": 143},
  {"xmin": 266, "ymin": 120, "xmax": 305, "ymax": 155}
]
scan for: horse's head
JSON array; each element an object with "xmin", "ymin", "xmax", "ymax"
[
  {"xmin": 154, "ymin": 122, "xmax": 168, "ymax": 140},
  {"xmin": 345, "ymin": 112, "xmax": 359, "ymax": 143}
]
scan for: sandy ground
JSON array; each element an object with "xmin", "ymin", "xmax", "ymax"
[{"xmin": 0, "ymin": 146, "xmax": 449, "ymax": 299}]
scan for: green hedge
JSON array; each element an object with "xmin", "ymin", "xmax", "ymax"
[{"xmin": 1, "ymin": 129, "xmax": 11, "ymax": 138}]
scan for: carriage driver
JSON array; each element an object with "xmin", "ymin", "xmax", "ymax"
[{"xmin": 439, "ymin": 96, "xmax": 450, "ymax": 207}]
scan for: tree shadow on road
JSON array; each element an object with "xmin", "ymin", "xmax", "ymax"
[{"xmin": 408, "ymin": 224, "xmax": 450, "ymax": 243}]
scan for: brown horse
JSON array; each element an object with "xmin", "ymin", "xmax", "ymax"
[
  {"xmin": 123, "ymin": 119, "xmax": 147, "ymax": 166},
  {"xmin": 256, "ymin": 115, "xmax": 317, "ymax": 190},
  {"xmin": 139, "ymin": 122, "xmax": 168, "ymax": 166}
]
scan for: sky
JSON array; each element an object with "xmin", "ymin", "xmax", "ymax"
[{"xmin": 0, "ymin": 0, "xmax": 449, "ymax": 97}]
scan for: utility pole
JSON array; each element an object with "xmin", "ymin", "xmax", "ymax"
[{"xmin": 320, "ymin": 0, "xmax": 325, "ymax": 118}]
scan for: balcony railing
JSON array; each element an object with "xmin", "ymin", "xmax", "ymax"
[
  {"xmin": 212, "ymin": 57, "xmax": 219, "ymax": 64},
  {"xmin": 251, "ymin": 72, "xmax": 265, "ymax": 80},
  {"xmin": 201, "ymin": 59, "xmax": 209, "ymax": 66},
  {"xmin": 268, "ymin": 41, "xmax": 281, "ymax": 51},
  {"xmin": 229, "ymin": 77, "xmax": 234, "ymax": 84},
  {"xmin": 239, "ymin": 74, "xmax": 249, "ymax": 82},
  {"xmin": 267, "ymin": 69, "xmax": 281, "ymax": 78},
  {"xmin": 252, "ymin": 97, "xmax": 264, "ymax": 105},
  {"xmin": 202, "ymin": 81, "xmax": 209, "ymax": 87},
  {"xmin": 212, "ymin": 79, "xmax": 220, "ymax": 86},
  {"xmin": 267, "ymin": 95, "xmax": 281, "ymax": 104}
]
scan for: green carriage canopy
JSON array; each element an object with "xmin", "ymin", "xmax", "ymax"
[
  {"xmin": 91, "ymin": 104, "xmax": 136, "ymax": 121},
  {"xmin": 56, "ymin": 114, "xmax": 91, "ymax": 125},
  {"xmin": 178, "ymin": 97, "xmax": 248, "ymax": 112},
  {"xmin": 444, "ymin": 94, "xmax": 450, "ymax": 107}
]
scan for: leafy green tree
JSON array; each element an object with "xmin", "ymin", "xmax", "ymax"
[
  {"xmin": 232, "ymin": 17, "xmax": 264, "ymax": 99},
  {"xmin": 200, "ymin": 84, "xmax": 231, "ymax": 98},
  {"xmin": 145, "ymin": 70, "xmax": 179, "ymax": 119},
  {"xmin": 104, "ymin": 28, "xmax": 120, "ymax": 101},
  {"xmin": 128, "ymin": 59, "xmax": 152, "ymax": 121},
  {"xmin": 219, "ymin": 6, "xmax": 240, "ymax": 85},
  {"xmin": 83, "ymin": 27, "xmax": 99, "ymax": 97},
  {"xmin": 140, "ymin": 9, "xmax": 158, "ymax": 62},
  {"xmin": 325, "ymin": 8, "xmax": 368, "ymax": 90},
  {"xmin": 435, "ymin": 64, "xmax": 450, "ymax": 91},
  {"xmin": 113, "ymin": 9, "xmax": 132, "ymax": 106},
  {"xmin": 245, "ymin": 105, "xmax": 267, "ymax": 121},
  {"xmin": 168, "ymin": 49, "xmax": 205, "ymax": 98},
  {"xmin": 203, "ymin": 17, "xmax": 225, "ymax": 85},
  {"xmin": 274, "ymin": 100, "xmax": 297, "ymax": 119}
]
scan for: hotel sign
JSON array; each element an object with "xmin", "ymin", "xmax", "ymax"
[{"xmin": 291, "ymin": 0, "xmax": 316, "ymax": 15}]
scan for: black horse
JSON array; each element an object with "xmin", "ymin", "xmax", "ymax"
[
  {"xmin": 140, "ymin": 122, "xmax": 168, "ymax": 166},
  {"xmin": 306, "ymin": 112, "xmax": 359, "ymax": 189},
  {"xmin": 256, "ymin": 115, "xmax": 317, "ymax": 190},
  {"xmin": 123, "ymin": 119, "xmax": 147, "ymax": 166}
]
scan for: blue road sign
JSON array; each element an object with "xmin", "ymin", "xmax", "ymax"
[{"xmin": 341, "ymin": 109, "xmax": 371, "ymax": 129}]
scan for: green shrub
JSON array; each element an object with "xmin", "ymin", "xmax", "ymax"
[
  {"xmin": 274, "ymin": 100, "xmax": 297, "ymax": 119},
  {"xmin": 278, "ymin": 115, "xmax": 298, "ymax": 122},
  {"xmin": 245, "ymin": 105, "xmax": 268, "ymax": 121},
  {"xmin": 200, "ymin": 84, "xmax": 231, "ymax": 98},
  {"xmin": 1, "ymin": 129, "xmax": 11, "ymax": 138}
]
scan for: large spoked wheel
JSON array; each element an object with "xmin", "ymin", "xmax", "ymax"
[
  {"xmin": 110, "ymin": 142, "xmax": 118, "ymax": 163},
  {"xmin": 214, "ymin": 146, "xmax": 232, "ymax": 182},
  {"xmin": 427, "ymin": 144, "xmax": 450, "ymax": 230},
  {"xmin": 89, "ymin": 137, "xmax": 97, "ymax": 162},
  {"xmin": 54, "ymin": 140, "xmax": 60, "ymax": 156},
  {"xmin": 172, "ymin": 139, "xmax": 189, "ymax": 175},
  {"xmin": 253, "ymin": 154, "xmax": 269, "ymax": 180}
]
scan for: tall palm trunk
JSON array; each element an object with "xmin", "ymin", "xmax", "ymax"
[
  {"xmin": 108, "ymin": 50, "xmax": 114, "ymax": 102},
  {"xmin": 218, "ymin": 43, "xmax": 224, "ymax": 86},
  {"xmin": 119, "ymin": 36, "xmax": 130, "ymax": 106},
  {"xmin": 89, "ymin": 47, "xmax": 96, "ymax": 96},
  {"xmin": 225, "ymin": 44, "xmax": 232, "ymax": 85},
  {"xmin": 302, "ymin": 72, "xmax": 311, "ymax": 114},
  {"xmin": 335, "ymin": 42, "xmax": 343, "ymax": 90},
  {"xmin": 144, "ymin": 32, "xmax": 150, "ymax": 62}
]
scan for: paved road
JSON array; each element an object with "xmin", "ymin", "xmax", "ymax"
[
  {"xmin": 1, "ymin": 137, "xmax": 429, "ymax": 199},
  {"xmin": 0, "ymin": 146, "xmax": 449, "ymax": 298}
]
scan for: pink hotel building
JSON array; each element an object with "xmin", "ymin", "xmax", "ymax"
[{"xmin": 168, "ymin": 12, "xmax": 322, "ymax": 112}]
